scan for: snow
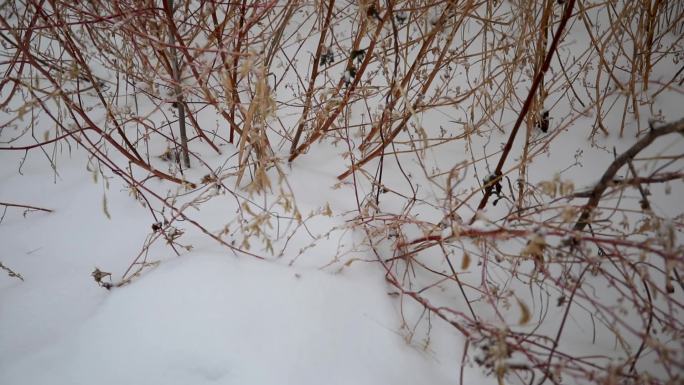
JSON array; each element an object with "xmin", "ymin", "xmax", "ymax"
[{"xmin": 1, "ymin": 253, "xmax": 460, "ymax": 385}]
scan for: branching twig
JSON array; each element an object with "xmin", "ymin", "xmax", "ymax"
[
  {"xmin": 574, "ymin": 118, "xmax": 684, "ymax": 232},
  {"xmin": 0, "ymin": 201, "xmax": 53, "ymax": 213}
]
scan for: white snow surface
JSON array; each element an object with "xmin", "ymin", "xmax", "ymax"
[{"xmin": 1, "ymin": 253, "xmax": 452, "ymax": 385}]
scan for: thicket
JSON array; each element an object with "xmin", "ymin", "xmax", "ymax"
[{"xmin": 1, "ymin": 0, "xmax": 683, "ymax": 384}]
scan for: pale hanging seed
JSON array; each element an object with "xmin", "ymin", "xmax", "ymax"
[
  {"xmin": 254, "ymin": 65, "xmax": 275, "ymax": 119},
  {"xmin": 560, "ymin": 180, "xmax": 574, "ymax": 195},
  {"xmin": 102, "ymin": 193, "xmax": 111, "ymax": 219},
  {"xmin": 561, "ymin": 206, "xmax": 576, "ymax": 223},
  {"xmin": 461, "ymin": 252, "xmax": 471, "ymax": 270},
  {"xmin": 522, "ymin": 232, "xmax": 546, "ymax": 262},
  {"xmin": 538, "ymin": 180, "xmax": 557, "ymax": 198},
  {"xmin": 322, "ymin": 203, "xmax": 333, "ymax": 217},
  {"xmin": 221, "ymin": 71, "xmax": 234, "ymax": 105},
  {"xmin": 517, "ymin": 297, "xmax": 531, "ymax": 325}
]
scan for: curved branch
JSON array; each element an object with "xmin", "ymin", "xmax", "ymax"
[{"xmin": 574, "ymin": 117, "xmax": 684, "ymax": 232}]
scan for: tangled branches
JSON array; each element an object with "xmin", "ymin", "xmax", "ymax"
[{"xmin": 1, "ymin": 0, "xmax": 683, "ymax": 384}]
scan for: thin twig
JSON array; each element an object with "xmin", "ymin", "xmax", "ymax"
[{"xmin": 0, "ymin": 201, "xmax": 53, "ymax": 213}]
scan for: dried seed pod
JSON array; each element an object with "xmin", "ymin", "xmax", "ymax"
[
  {"xmin": 367, "ymin": 5, "xmax": 381, "ymax": 21},
  {"xmin": 395, "ymin": 11, "xmax": 407, "ymax": 25},
  {"xmin": 343, "ymin": 66, "xmax": 357, "ymax": 86},
  {"xmin": 319, "ymin": 47, "xmax": 335, "ymax": 67},
  {"xmin": 536, "ymin": 110, "xmax": 550, "ymax": 133},
  {"xmin": 351, "ymin": 49, "xmax": 366, "ymax": 64}
]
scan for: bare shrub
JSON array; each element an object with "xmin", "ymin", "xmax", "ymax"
[{"xmin": 1, "ymin": 0, "xmax": 683, "ymax": 384}]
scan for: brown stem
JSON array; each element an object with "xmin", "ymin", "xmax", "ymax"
[
  {"xmin": 289, "ymin": 0, "xmax": 335, "ymax": 159},
  {"xmin": 164, "ymin": 0, "xmax": 190, "ymax": 168},
  {"xmin": 469, "ymin": 0, "xmax": 577, "ymax": 223},
  {"xmin": 0, "ymin": 14, "xmax": 188, "ymax": 186},
  {"xmin": 288, "ymin": 1, "xmax": 391, "ymax": 162},
  {"xmin": 337, "ymin": 1, "xmax": 470, "ymax": 180}
]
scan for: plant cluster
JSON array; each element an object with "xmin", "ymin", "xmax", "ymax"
[{"xmin": 1, "ymin": 0, "xmax": 683, "ymax": 384}]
